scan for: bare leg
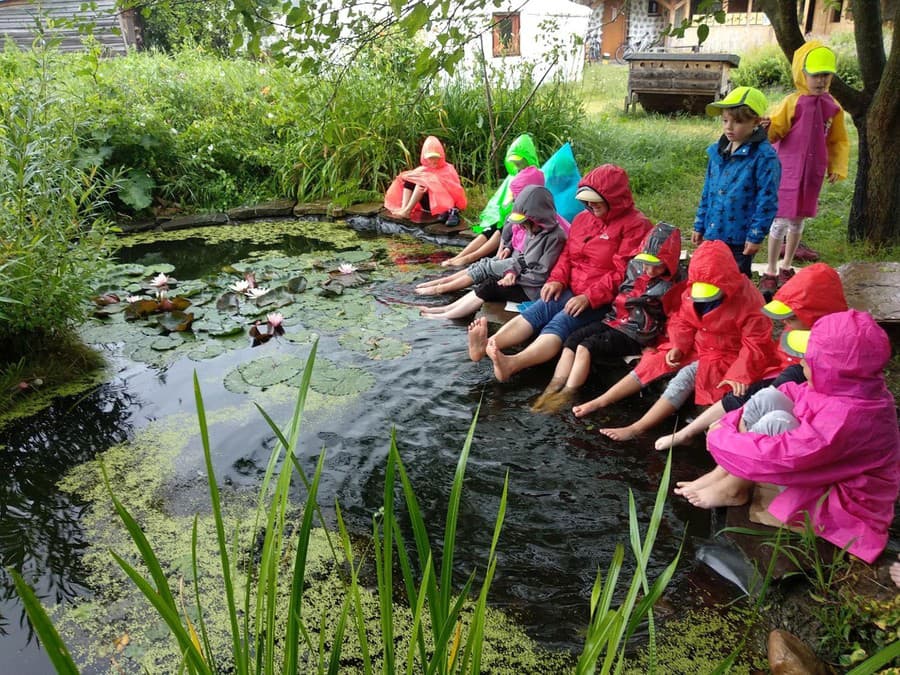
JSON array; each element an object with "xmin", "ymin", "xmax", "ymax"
[
  {"xmin": 467, "ymin": 316, "xmax": 489, "ymax": 361},
  {"xmin": 573, "ymin": 373, "xmax": 642, "ymax": 418},
  {"xmin": 445, "ymin": 231, "xmax": 501, "ymax": 268},
  {"xmin": 532, "ymin": 348, "xmax": 576, "ymax": 411},
  {"xmin": 487, "ymin": 333, "xmax": 563, "ymax": 382},
  {"xmin": 682, "ymin": 472, "xmax": 753, "ymax": 509},
  {"xmin": 765, "ymin": 232, "xmax": 782, "ymax": 276},
  {"xmin": 654, "ymin": 401, "xmax": 725, "ymax": 450},
  {"xmin": 415, "ymin": 273, "xmax": 474, "ymax": 296},
  {"xmin": 443, "ymin": 234, "xmax": 487, "ymax": 267},
  {"xmin": 394, "ymin": 185, "xmax": 427, "ymax": 218},
  {"xmin": 416, "ymin": 268, "xmax": 470, "ymax": 290},
  {"xmin": 565, "ymin": 345, "xmax": 594, "ymax": 390},
  {"xmin": 674, "ymin": 465, "xmax": 728, "ymax": 495},
  {"xmin": 780, "ymin": 229, "xmax": 802, "ymax": 272},
  {"xmin": 599, "ymin": 396, "xmax": 678, "ymax": 441},
  {"xmin": 421, "ymin": 291, "xmax": 484, "ymax": 320}
]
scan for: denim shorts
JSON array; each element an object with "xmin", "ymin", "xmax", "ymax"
[{"xmin": 520, "ymin": 290, "xmax": 608, "ymax": 341}]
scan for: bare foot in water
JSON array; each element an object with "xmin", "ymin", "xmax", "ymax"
[
  {"xmin": 417, "ymin": 304, "xmax": 444, "ymax": 314},
  {"xmin": 673, "ymin": 466, "xmax": 726, "ymax": 496},
  {"xmin": 681, "ymin": 475, "xmax": 752, "ymax": 509},
  {"xmin": 485, "ymin": 338, "xmax": 515, "ymax": 382},
  {"xmin": 441, "ymin": 257, "xmax": 462, "ymax": 268},
  {"xmin": 467, "ymin": 317, "xmax": 488, "ymax": 361},
  {"xmin": 598, "ymin": 424, "xmax": 641, "ymax": 441},
  {"xmin": 654, "ymin": 428, "xmax": 692, "ymax": 451},
  {"xmin": 572, "ymin": 397, "xmax": 606, "ymax": 418},
  {"xmin": 415, "ymin": 285, "xmax": 443, "ymax": 296}
]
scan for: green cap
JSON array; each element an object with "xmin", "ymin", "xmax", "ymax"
[
  {"xmin": 705, "ymin": 86, "xmax": 768, "ymax": 117},
  {"xmin": 762, "ymin": 298, "xmax": 796, "ymax": 320},
  {"xmin": 508, "ymin": 211, "xmax": 528, "ymax": 223},
  {"xmin": 804, "ymin": 46, "xmax": 836, "ymax": 75},
  {"xmin": 634, "ymin": 252, "xmax": 663, "ymax": 265},
  {"xmin": 691, "ymin": 282, "xmax": 723, "ymax": 302},
  {"xmin": 780, "ymin": 329, "xmax": 810, "ymax": 358}
]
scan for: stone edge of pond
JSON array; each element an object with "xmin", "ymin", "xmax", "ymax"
[{"xmin": 117, "ymin": 200, "xmax": 474, "ymax": 249}]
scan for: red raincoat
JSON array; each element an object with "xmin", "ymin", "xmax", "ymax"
[
  {"xmin": 546, "ymin": 165, "xmax": 652, "ymax": 308},
  {"xmin": 384, "ymin": 136, "xmax": 467, "ymax": 216},
  {"xmin": 772, "ymin": 263, "xmax": 848, "ymax": 369},
  {"xmin": 633, "ymin": 240, "xmax": 781, "ymax": 404}
]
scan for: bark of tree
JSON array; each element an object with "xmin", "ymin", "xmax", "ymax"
[{"xmin": 759, "ymin": 0, "xmax": 899, "ymax": 245}]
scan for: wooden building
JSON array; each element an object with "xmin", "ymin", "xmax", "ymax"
[{"xmin": 0, "ymin": 0, "xmax": 141, "ymax": 54}]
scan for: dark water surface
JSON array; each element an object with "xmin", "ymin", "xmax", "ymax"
[{"xmin": 1, "ymin": 229, "xmax": 739, "ymax": 671}]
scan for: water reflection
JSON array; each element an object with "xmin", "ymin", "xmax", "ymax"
[{"xmin": 0, "ymin": 382, "xmax": 135, "ymax": 654}]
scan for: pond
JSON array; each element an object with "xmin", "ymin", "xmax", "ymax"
[{"xmin": 1, "ymin": 220, "xmax": 735, "ymax": 672}]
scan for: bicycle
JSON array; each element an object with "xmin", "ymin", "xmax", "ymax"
[{"xmin": 614, "ymin": 31, "xmax": 663, "ymax": 64}]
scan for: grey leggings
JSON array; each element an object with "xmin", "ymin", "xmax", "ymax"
[{"xmin": 741, "ymin": 386, "xmax": 800, "ymax": 435}]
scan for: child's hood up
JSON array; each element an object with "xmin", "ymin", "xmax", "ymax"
[
  {"xmin": 686, "ymin": 240, "xmax": 744, "ymax": 298},
  {"xmin": 790, "ymin": 41, "xmax": 828, "ymax": 95},
  {"xmin": 639, "ymin": 222, "xmax": 681, "ymax": 280},
  {"xmin": 419, "ymin": 136, "xmax": 447, "ymax": 167},
  {"xmin": 513, "ymin": 185, "xmax": 559, "ymax": 231},
  {"xmin": 505, "ymin": 134, "xmax": 539, "ymax": 176},
  {"xmin": 577, "ymin": 164, "xmax": 636, "ymax": 221},
  {"xmin": 773, "ymin": 263, "xmax": 847, "ymax": 328},
  {"xmin": 805, "ymin": 309, "xmax": 891, "ymax": 399}
]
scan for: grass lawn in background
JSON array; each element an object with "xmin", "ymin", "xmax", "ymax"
[{"xmin": 572, "ymin": 64, "xmax": 897, "ymax": 266}]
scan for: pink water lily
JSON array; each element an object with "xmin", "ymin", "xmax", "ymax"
[
  {"xmin": 338, "ymin": 262, "xmax": 357, "ymax": 275},
  {"xmin": 266, "ymin": 312, "xmax": 284, "ymax": 328},
  {"xmin": 229, "ymin": 279, "xmax": 250, "ymax": 293},
  {"xmin": 150, "ymin": 273, "xmax": 171, "ymax": 288}
]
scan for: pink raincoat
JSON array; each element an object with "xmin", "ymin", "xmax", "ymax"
[
  {"xmin": 384, "ymin": 136, "xmax": 467, "ymax": 216},
  {"xmin": 707, "ymin": 310, "xmax": 900, "ymax": 563},
  {"xmin": 768, "ymin": 41, "xmax": 850, "ymax": 218},
  {"xmin": 507, "ymin": 167, "xmax": 571, "ymax": 251}
]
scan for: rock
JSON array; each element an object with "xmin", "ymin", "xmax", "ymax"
[
  {"xmin": 837, "ymin": 261, "xmax": 900, "ymax": 323},
  {"xmin": 226, "ymin": 199, "xmax": 296, "ymax": 220},
  {"xmin": 292, "ymin": 200, "xmax": 332, "ymax": 217},
  {"xmin": 767, "ymin": 629, "xmax": 832, "ymax": 674},
  {"xmin": 343, "ymin": 202, "xmax": 383, "ymax": 216},
  {"xmin": 158, "ymin": 213, "xmax": 229, "ymax": 230}
]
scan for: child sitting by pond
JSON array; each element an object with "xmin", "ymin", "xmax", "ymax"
[
  {"xmin": 692, "ymin": 87, "xmax": 781, "ymax": 278},
  {"xmin": 384, "ymin": 136, "xmax": 467, "ymax": 220},
  {"xmin": 675, "ymin": 309, "xmax": 900, "ymax": 565},
  {"xmin": 532, "ymin": 221, "xmax": 685, "ymax": 413},
  {"xmin": 654, "ymin": 262, "xmax": 848, "ymax": 450},
  {"xmin": 441, "ymin": 134, "xmax": 539, "ymax": 267},
  {"xmin": 575, "ymin": 240, "xmax": 781, "ymax": 441},
  {"xmin": 418, "ymin": 186, "xmax": 566, "ymax": 320},
  {"xmin": 414, "ymin": 163, "xmax": 549, "ymax": 299},
  {"xmin": 468, "ymin": 164, "xmax": 652, "ymax": 381}
]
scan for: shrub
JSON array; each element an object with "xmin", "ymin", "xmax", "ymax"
[{"xmin": 730, "ymin": 45, "xmax": 791, "ymax": 89}]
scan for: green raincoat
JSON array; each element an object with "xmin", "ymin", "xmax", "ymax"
[{"xmin": 473, "ymin": 134, "xmax": 539, "ymax": 234}]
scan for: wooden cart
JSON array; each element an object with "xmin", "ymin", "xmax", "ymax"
[{"xmin": 624, "ymin": 52, "xmax": 741, "ymax": 114}]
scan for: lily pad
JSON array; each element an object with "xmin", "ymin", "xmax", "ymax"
[
  {"xmin": 338, "ymin": 328, "xmax": 410, "ymax": 360},
  {"xmin": 157, "ymin": 311, "xmax": 194, "ymax": 332},
  {"xmin": 287, "ymin": 276, "xmax": 308, "ymax": 293},
  {"xmin": 310, "ymin": 359, "xmax": 375, "ymax": 396},
  {"xmin": 223, "ymin": 354, "xmax": 309, "ymax": 393},
  {"xmin": 150, "ymin": 335, "xmax": 181, "ymax": 351},
  {"xmin": 216, "ymin": 292, "xmax": 241, "ymax": 313}
]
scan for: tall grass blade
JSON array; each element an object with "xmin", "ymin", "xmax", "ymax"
[
  {"xmin": 190, "ymin": 516, "xmax": 217, "ymax": 672},
  {"xmin": 392, "ymin": 519, "xmax": 430, "ymax": 668},
  {"xmin": 405, "ymin": 553, "xmax": 434, "ymax": 675},
  {"xmin": 845, "ymin": 639, "xmax": 900, "ymax": 675},
  {"xmin": 10, "ymin": 570, "xmax": 80, "ymax": 675},
  {"xmin": 375, "ymin": 431, "xmax": 398, "ymax": 671},
  {"xmin": 325, "ymin": 594, "xmax": 353, "ymax": 675},
  {"xmin": 335, "ymin": 502, "xmax": 374, "ymax": 675}
]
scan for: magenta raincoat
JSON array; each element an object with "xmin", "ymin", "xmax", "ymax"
[{"xmin": 707, "ymin": 310, "xmax": 900, "ymax": 563}]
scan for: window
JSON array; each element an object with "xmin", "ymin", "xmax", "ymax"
[
  {"xmin": 648, "ymin": 0, "xmax": 660, "ymax": 14},
  {"xmin": 492, "ymin": 13, "xmax": 520, "ymax": 57}
]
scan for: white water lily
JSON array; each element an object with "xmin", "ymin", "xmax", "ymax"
[
  {"xmin": 266, "ymin": 312, "xmax": 284, "ymax": 328},
  {"xmin": 156, "ymin": 289, "xmax": 168, "ymax": 301},
  {"xmin": 246, "ymin": 287, "xmax": 270, "ymax": 299},
  {"xmin": 338, "ymin": 262, "xmax": 357, "ymax": 275},
  {"xmin": 229, "ymin": 279, "xmax": 250, "ymax": 293},
  {"xmin": 126, "ymin": 295, "xmax": 142, "ymax": 303},
  {"xmin": 151, "ymin": 273, "xmax": 171, "ymax": 287}
]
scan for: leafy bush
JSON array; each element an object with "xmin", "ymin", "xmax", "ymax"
[
  {"xmin": 0, "ymin": 51, "xmax": 116, "ymax": 354},
  {"xmin": 730, "ymin": 45, "xmax": 791, "ymax": 89}
]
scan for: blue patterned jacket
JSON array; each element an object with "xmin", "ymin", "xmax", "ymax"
[{"xmin": 693, "ymin": 126, "xmax": 781, "ymax": 246}]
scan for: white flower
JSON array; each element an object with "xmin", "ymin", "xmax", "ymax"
[
  {"xmin": 267, "ymin": 112, "xmax": 275, "ymax": 119},
  {"xmin": 207, "ymin": 144, "xmax": 214, "ymax": 152},
  {"xmin": 229, "ymin": 280, "xmax": 250, "ymax": 293},
  {"xmin": 126, "ymin": 295, "xmax": 142, "ymax": 303},
  {"xmin": 150, "ymin": 273, "xmax": 170, "ymax": 287},
  {"xmin": 266, "ymin": 312, "xmax": 284, "ymax": 328},
  {"xmin": 259, "ymin": 67, "xmax": 267, "ymax": 75},
  {"xmin": 170, "ymin": 128, "xmax": 178, "ymax": 135},
  {"xmin": 338, "ymin": 263, "xmax": 357, "ymax": 275},
  {"xmin": 246, "ymin": 287, "xmax": 270, "ymax": 299},
  {"xmin": 156, "ymin": 289, "xmax": 168, "ymax": 301}
]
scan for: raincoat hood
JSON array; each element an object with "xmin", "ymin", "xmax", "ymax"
[
  {"xmin": 505, "ymin": 134, "xmax": 539, "ymax": 176},
  {"xmin": 577, "ymin": 164, "xmax": 636, "ymax": 221},
  {"xmin": 419, "ymin": 136, "xmax": 447, "ymax": 168},
  {"xmin": 510, "ymin": 165, "xmax": 545, "ymax": 198},
  {"xmin": 773, "ymin": 263, "xmax": 847, "ymax": 328},
  {"xmin": 639, "ymin": 222, "xmax": 681, "ymax": 280},
  {"xmin": 791, "ymin": 41, "xmax": 828, "ymax": 94},
  {"xmin": 511, "ymin": 185, "xmax": 559, "ymax": 231},
  {"xmin": 686, "ymin": 240, "xmax": 744, "ymax": 299},
  {"xmin": 805, "ymin": 309, "xmax": 891, "ymax": 399}
]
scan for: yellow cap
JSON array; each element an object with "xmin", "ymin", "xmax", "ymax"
[
  {"xmin": 575, "ymin": 186, "xmax": 605, "ymax": 203},
  {"xmin": 691, "ymin": 282, "xmax": 723, "ymax": 302},
  {"xmin": 804, "ymin": 46, "xmax": 837, "ymax": 75},
  {"xmin": 780, "ymin": 329, "xmax": 810, "ymax": 357},
  {"xmin": 762, "ymin": 298, "xmax": 796, "ymax": 320},
  {"xmin": 424, "ymin": 152, "xmax": 441, "ymax": 159},
  {"xmin": 508, "ymin": 211, "xmax": 528, "ymax": 223},
  {"xmin": 508, "ymin": 153, "xmax": 523, "ymax": 162},
  {"xmin": 634, "ymin": 252, "xmax": 663, "ymax": 265},
  {"xmin": 706, "ymin": 86, "xmax": 768, "ymax": 117}
]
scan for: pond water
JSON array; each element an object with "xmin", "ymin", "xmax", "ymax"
[{"xmin": 1, "ymin": 221, "xmax": 736, "ymax": 671}]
